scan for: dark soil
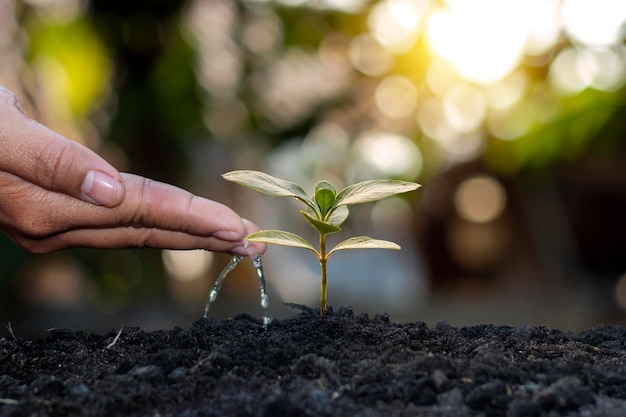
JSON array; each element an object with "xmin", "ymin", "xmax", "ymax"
[{"xmin": 2, "ymin": 306, "xmax": 626, "ymax": 417}]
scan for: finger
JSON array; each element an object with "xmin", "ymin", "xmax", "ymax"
[
  {"xmin": 116, "ymin": 173, "xmax": 248, "ymax": 240},
  {"xmin": 17, "ymin": 226, "xmax": 251, "ymax": 254},
  {"xmin": 244, "ymin": 219, "xmax": 268, "ymax": 255},
  {"xmin": 0, "ymin": 87, "xmax": 125, "ymax": 207},
  {"xmin": 25, "ymin": 222, "xmax": 263, "ymax": 257}
]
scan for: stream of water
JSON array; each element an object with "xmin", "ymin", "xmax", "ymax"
[{"xmin": 204, "ymin": 252, "xmax": 271, "ymax": 327}]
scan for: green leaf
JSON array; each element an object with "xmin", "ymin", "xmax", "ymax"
[
  {"xmin": 314, "ymin": 181, "xmax": 336, "ymax": 218},
  {"xmin": 300, "ymin": 210, "xmax": 341, "ymax": 235},
  {"xmin": 223, "ymin": 170, "xmax": 315, "ymax": 211},
  {"xmin": 246, "ymin": 230, "xmax": 319, "ymax": 256},
  {"xmin": 327, "ymin": 236, "xmax": 401, "ymax": 258},
  {"xmin": 334, "ymin": 180, "xmax": 420, "ymax": 207},
  {"xmin": 327, "ymin": 205, "xmax": 349, "ymax": 227}
]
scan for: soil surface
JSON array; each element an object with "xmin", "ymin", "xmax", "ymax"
[{"xmin": 2, "ymin": 306, "xmax": 626, "ymax": 417}]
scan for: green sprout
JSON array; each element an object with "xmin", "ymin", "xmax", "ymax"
[{"xmin": 223, "ymin": 170, "xmax": 420, "ymax": 316}]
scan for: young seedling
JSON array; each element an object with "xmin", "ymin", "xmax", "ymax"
[{"xmin": 223, "ymin": 170, "xmax": 420, "ymax": 316}]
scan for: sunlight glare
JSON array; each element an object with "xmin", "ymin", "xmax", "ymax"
[
  {"xmin": 524, "ymin": 0, "xmax": 561, "ymax": 56},
  {"xmin": 426, "ymin": 0, "xmax": 530, "ymax": 83},
  {"xmin": 562, "ymin": 0, "xmax": 626, "ymax": 46},
  {"xmin": 388, "ymin": 0, "xmax": 430, "ymax": 32}
]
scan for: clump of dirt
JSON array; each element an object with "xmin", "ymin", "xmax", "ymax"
[{"xmin": 2, "ymin": 306, "xmax": 626, "ymax": 417}]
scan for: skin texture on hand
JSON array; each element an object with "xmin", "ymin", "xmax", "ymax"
[{"xmin": 0, "ymin": 86, "xmax": 265, "ymax": 256}]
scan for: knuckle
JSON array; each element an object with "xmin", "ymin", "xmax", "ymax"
[
  {"xmin": 0, "ymin": 87, "xmax": 23, "ymax": 111},
  {"xmin": 134, "ymin": 228, "xmax": 158, "ymax": 248},
  {"xmin": 35, "ymin": 139, "xmax": 75, "ymax": 190},
  {"xmin": 7, "ymin": 228, "xmax": 56, "ymax": 253},
  {"xmin": 8, "ymin": 201, "xmax": 60, "ymax": 241},
  {"xmin": 130, "ymin": 177, "xmax": 157, "ymax": 225},
  {"xmin": 13, "ymin": 216, "xmax": 55, "ymax": 240}
]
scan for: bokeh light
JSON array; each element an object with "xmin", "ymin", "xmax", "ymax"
[
  {"xmin": 443, "ymin": 84, "xmax": 486, "ymax": 133},
  {"xmin": 351, "ymin": 132, "xmax": 422, "ymax": 180},
  {"xmin": 368, "ymin": 0, "xmax": 428, "ymax": 52},
  {"xmin": 483, "ymin": 70, "xmax": 527, "ymax": 111},
  {"xmin": 163, "ymin": 250, "xmax": 214, "ymax": 283},
  {"xmin": 375, "ymin": 75, "xmax": 418, "ymax": 118},
  {"xmin": 349, "ymin": 34, "xmax": 395, "ymax": 76},
  {"xmin": 550, "ymin": 46, "xmax": 626, "ymax": 95},
  {"xmin": 455, "ymin": 175, "xmax": 507, "ymax": 224}
]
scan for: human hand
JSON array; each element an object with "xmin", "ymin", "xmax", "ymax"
[{"xmin": 0, "ymin": 86, "xmax": 265, "ymax": 256}]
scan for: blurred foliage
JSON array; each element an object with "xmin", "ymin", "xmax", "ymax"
[
  {"xmin": 25, "ymin": 18, "xmax": 111, "ymax": 119},
  {"xmin": 90, "ymin": 0, "xmax": 205, "ymax": 183},
  {"xmin": 486, "ymin": 89, "xmax": 625, "ymax": 174}
]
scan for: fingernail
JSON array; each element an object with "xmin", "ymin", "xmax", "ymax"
[
  {"xmin": 81, "ymin": 170, "xmax": 122, "ymax": 206},
  {"xmin": 213, "ymin": 230, "xmax": 244, "ymax": 241},
  {"xmin": 243, "ymin": 240, "xmax": 259, "ymax": 259},
  {"xmin": 229, "ymin": 245, "xmax": 249, "ymax": 256}
]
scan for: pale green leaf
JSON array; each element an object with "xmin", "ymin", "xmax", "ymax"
[
  {"xmin": 246, "ymin": 230, "xmax": 319, "ymax": 256},
  {"xmin": 334, "ymin": 180, "xmax": 420, "ymax": 207},
  {"xmin": 223, "ymin": 170, "xmax": 315, "ymax": 210},
  {"xmin": 327, "ymin": 205, "xmax": 349, "ymax": 227},
  {"xmin": 327, "ymin": 236, "xmax": 401, "ymax": 258},
  {"xmin": 300, "ymin": 210, "xmax": 341, "ymax": 235}
]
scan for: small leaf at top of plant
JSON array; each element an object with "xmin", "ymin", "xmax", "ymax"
[
  {"xmin": 223, "ymin": 170, "xmax": 316, "ymax": 212},
  {"xmin": 334, "ymin": 180, "xmax": 420, "ymax": 207},
  {"xmin": 327, "ymin": 205, "xmax": 349, "ymax": 227},
  {"xmin": 300, "ymin": 210, "xmax": 342, "ymax": 235},
  {"xmin": 314, "ymin": 181, "xmax": 337, "ymax": 218},
  {"xmin": 247, "ymin": 230, "xmax": 319, "ymax": 256},
  {"xmin": 327, "ymin": 236, "xmax": 401, "ymax": 258}
]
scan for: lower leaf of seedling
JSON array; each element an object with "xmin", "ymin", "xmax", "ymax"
[{"xmin": 223, "ymin": 170, "xmax": 420, "ymax": 316}]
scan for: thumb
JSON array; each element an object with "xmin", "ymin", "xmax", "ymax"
[{"xmin": 0, "ymin": 86, "xmax": 125, "ymax": 207}]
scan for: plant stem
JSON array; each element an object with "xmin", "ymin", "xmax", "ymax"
[{"xmin": 319, "ymin": 233, "xmax": 328, "ymax": 316}]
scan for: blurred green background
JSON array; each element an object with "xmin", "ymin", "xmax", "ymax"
[{"xmin": 2, "ymin": 0, "xmax": 626, "ymax": 336}]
